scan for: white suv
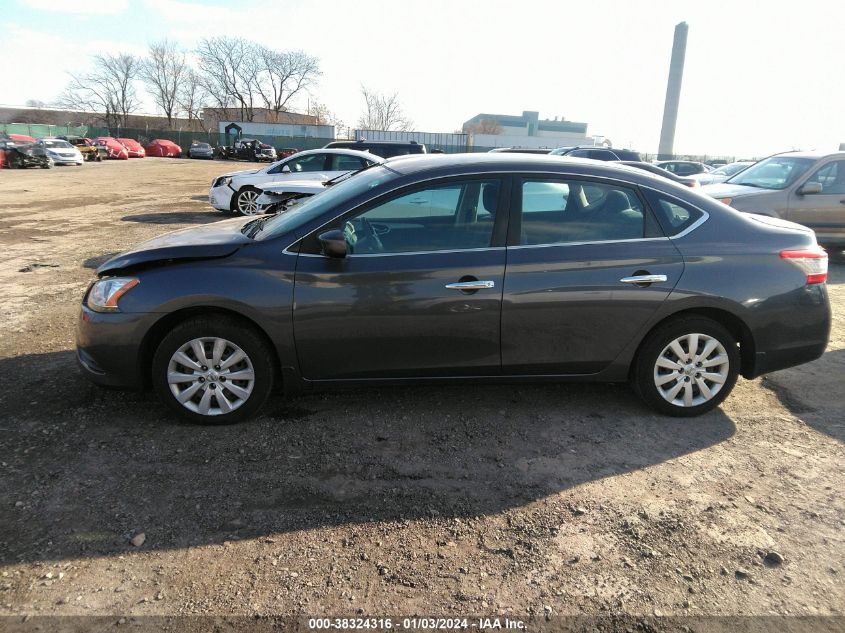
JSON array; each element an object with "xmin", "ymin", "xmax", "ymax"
[{"xmin": 209, "ymin": 148, "xmax": 378, "ymax": 215}]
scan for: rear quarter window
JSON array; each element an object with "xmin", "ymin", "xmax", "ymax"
[{"xmin": 642, "ymin": 189, "xmax": 705, "ymax": 236}]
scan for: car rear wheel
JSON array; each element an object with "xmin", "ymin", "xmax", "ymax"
[
  {"xmin": 233, "ymin": 187, "xmax": 263, "ymax": 215},
  {"xmin": 152, "ymin": 317, "xmax": 274, "ymax": 425},
  {"xmin": 632, "ymin": 317, "xmax": 739, "ymax": 417}
]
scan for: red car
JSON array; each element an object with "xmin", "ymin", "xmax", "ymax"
[
  {"xmin": 8, "ymin": 133, "xmax": 36, "ymax": 143},
  {"xmin": 1, "ymin": 135, "xmax": 38, "ymax": 168},
  {"xmin": 117, "ymin": 138, "xmax": 145, "ymax": 158},
  {"xmin": 145, "ymin": 139, "xmax": 182, "ymax": 157},
  {"xmin": 94, "ymin": 137, "xmax": 129, "ymax": 160}
]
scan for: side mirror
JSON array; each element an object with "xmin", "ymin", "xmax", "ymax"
[
  {"xmin": 281, "ymin": 164, "xmax": 291, "ymax": 173},
  {"xmin": 318, "ymin": 230, "xmax": 347, "ymax": 258},
  {"xmin": 799, "ymin": 182, "xmax": 823, "ymax": 195}
]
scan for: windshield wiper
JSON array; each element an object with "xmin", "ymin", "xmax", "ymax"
[
  {"xmin": 731, "ymin": 181, "xmax": 766, "ymax": 188},
  {"xmin": 240, "ymin": 215, "xmax": 272, "ymax": 238},
  {"xmin": 323, "ymin": 161, "xmax": 382, "ymax": 187}
]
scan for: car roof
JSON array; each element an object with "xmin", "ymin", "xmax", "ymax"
[
  {"xmin": 289, "ymin": 148, "xmax": 385, "ymax": 160},
  {"xmin": 383, "ymin": 153, "xmax": 683, "ymax": 186},
  {"xmin": 766, "ymin": 150, "xmax": 845, "ymax": 160},
  {"xmin": 327, "ymin": 140, "xmax": 423, "ymax": 146}
]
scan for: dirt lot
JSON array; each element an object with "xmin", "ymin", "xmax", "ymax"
[{"xmin": 0, "ymin": 159, "xmax": 843, "ymax": 627}]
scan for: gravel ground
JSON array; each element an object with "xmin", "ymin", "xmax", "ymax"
[{"xmin": 0, "ymin": 159, "xmax": 843, "ymax": 627}]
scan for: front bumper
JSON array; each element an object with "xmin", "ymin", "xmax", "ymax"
[
  {"xmin": 50, "ymin": 155, "xmax": 82, "ymax": 165},
  {"xmin": 209, "ymin": 184, "xmax": 235, "ymax": 211},
  {"xmin": 76, "ymin": 305, "xmax": 153, "ymax": 389}
]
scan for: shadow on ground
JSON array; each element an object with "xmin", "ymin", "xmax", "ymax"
[
  {"xmin": 0, "ymin": 350, "xmax": 736, "ymax": 565},
  {"xmin": 763, "ymin": 347, "xmax": 845, "ymax": 443},
  {"xmin": 82, "ymin": 253, "xmax": 122, "ymax": 269},
  {"xmin": 121, "ymin": 211, "xmax": 221, "ymax": 225}
]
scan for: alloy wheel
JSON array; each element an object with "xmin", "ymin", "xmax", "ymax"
[
  {"xmin": 653, "ymin": 332, "xmax": 730, "ymax": 408},
  {"xmin": 236, "ymin": 190, "xmax": 261, "ymax": 215},
  {"xmin": 167, "ymin": 337, "xmax": 255, "ymax": 416}
]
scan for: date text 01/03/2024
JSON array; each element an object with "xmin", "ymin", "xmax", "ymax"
[{"xmin": 307, "ymin": 618, "xmax": 527, "ymax": 630}]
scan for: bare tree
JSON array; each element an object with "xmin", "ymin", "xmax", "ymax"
[
  {"xmin": 195, "ymin": 37, "xmax": 321, "ymax": 123},
  {"xmin": 25, "ymin": 99, "xmax": 46, "ymax": 108},
  {"xmin": 58, "ymin": 53, "xmax": 141, "ymax": 131},
  {"xmin": 464, "ymin": 118, "xmax": 502, "ymax": 135},
  {"xmin": 177, "ymin": 68, "xmax": 209, "ymax": 132},
  {"xmin": 140, "ymin": 40, "xmax": 187, "ymax": 129},
  {"xmin": 254, "ymin": 47, "xmax": 321, "ymax": 119},
  {"xmin": 307, "ymin": 98, "xmax": 344, "ymax": 130},
  {"xmin": 195, "ymin": 36, "xmax": 258, "ymax": 122},
  {"xmin": 356, "ymin": 87, "xmax": 413, "ymax": 131}
]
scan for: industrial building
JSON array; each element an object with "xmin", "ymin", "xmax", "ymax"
[{"xmin": 462, "ymin": 110, "xmax": 589, "ymax": 149}]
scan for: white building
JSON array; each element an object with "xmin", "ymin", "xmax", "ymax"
[{"xmin": 463, "ymin": 110, "xmax": 589, "ymax": 149}]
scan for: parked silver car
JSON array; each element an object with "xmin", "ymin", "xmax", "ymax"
[
  {"xmin": 695, "ymin": 161, "xmax": 754, "ymax": 185},
  {"xmin": 701, "ymin": 151, "xmax": 845, "ymax": 249}
]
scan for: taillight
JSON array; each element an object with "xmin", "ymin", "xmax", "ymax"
[
  {"xmin": 687, "ymin": 180, "xmax": 699, "ymax": 188},
  {"xmin": 780, "ymin": 248, "xmax": 828, "ymax": 284}
]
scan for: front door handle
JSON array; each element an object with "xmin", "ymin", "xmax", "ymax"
[
  {"xmin": 445, "ymin": 280, "xmax": 495, "ymax": 291},
  {"xmin": 620, "ymin": 274, "xmax": 668, "ymax": 285}
]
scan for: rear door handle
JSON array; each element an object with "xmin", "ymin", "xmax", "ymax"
[
  {"xmin": 620, "ymin": 274, "xmax": 668, "ymax": 285},
  {"xmin": 445, "ymin": 280, "xmax": 495, "ymax": 291}
]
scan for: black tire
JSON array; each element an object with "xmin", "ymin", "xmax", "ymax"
[
  {"xmin": 232, "ymin": 186, "xmax": 262, "ymax": 216},
  {"xmin": 152, "ymin": 316, "xmax": 275, "ymax": 425},
  {"xmin": 631, "ymin": 316, "xmax": 740, "ymax": 417},
  {"xmin": 821, "ymin": 245, "xmax": 845, "ymax": 262}
]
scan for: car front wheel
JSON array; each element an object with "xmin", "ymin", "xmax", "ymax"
[
  {"xmin": 233, "ymin": 187, "xmax": 263, "ymax": 215},
  {"xmin": 632, "ymin": 316, "xmax": 739, "ymax": 417},
  {"xmin": 152, "ymin": 317, "xmax": 274, "ymax": 424}
]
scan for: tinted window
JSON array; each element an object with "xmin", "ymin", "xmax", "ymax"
[
  {"xmin": 806, "ymin": 160, "xmax": 845, "ymax": 194},
  {"xmin": 343, "ymin": 180, "xmax": 500, "ymax": 254},
  {"xmin": 567, "ymin": 149, "xmax": 591, "ymax": 158},
  {"xmin": 331, "ymin": 154, "xmax": 368, "ymax": 171},
  {"xmin": 519, "ymin": 179, "xmax": 645, "ymax": 245},
  {"xmin": 589, "ymin": 149, "xmax": 617, "ymax": 161},
  {"xmin": 642, "ymin": 190, "xmax": 704, "ymax": 236}
]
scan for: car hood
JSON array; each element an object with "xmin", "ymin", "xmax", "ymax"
[
  {"xmin": 699, "ymin": 182, "xmax": 771, "ymax": 199},
  {"xmin": 260, "ymin": 179, "xmax": 328, "ymax": 195},
  {"xmin": 97, "ymin": 217, "xmax": 254, "ymax": 276},
  {"xmin": 225, "ymin": 168, "xmax": 264, "ymax": 179}
]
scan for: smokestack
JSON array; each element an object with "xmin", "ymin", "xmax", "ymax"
[{"xmin": 658, "ymin": 22, "xmax": 689, "ymax": 160}]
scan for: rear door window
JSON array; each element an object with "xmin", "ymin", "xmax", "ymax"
[{"xmin": 518, "ymin": 179, "xmax": 645, "ymax": 245}]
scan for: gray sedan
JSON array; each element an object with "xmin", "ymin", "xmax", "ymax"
[
  {"xmin": 77, "ymin": 155, "xmax": 831, "ymax": 424},
  {"xmin": 188, "ymin": 142, "xmax": 215, "ymax": 159}
]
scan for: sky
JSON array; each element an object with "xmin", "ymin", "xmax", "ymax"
[{"xmin": 1, "ymin": 0, "xmax": 844, "ymax": 157}]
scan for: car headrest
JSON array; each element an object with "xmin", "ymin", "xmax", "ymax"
[
  {"xmin": 482, "ymin": 183, "xmax": 499, "ymax": 215},
  {"xmin": 603, "ymin": 190, "xmax": 631, "ymax": 215}
]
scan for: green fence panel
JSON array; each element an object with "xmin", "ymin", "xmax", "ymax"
[{"xmin": 1, "ymin": 123, "xmax": 89, "ymax": 138}]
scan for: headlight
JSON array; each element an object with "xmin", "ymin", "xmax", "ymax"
[{"xmin": 87, "ymin": 277, "xmax": 139, "ymax": 312}]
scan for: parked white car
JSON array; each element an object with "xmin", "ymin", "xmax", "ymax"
[
  {"xmin": 208, "ymin": 148, "xmax": 379, "ymax": 215},
  {"xmin": 695, "ymin": 161, "xmax": 754, "ymax": 186},
  {"xmin": 36, "ymin": 138, "xmax": 83, "ymax": 166},
  {"xmin": 255, "ymin": 156, "xmax": 387, "ymax": 214},
  {"xmin": 255, "ymin": 180, "xmax": 329, "ymax": 214}
]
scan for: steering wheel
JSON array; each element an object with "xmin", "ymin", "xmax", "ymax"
[{"xmin": 359, "ymin": 217, "xmax": 384, "ymax": 253}]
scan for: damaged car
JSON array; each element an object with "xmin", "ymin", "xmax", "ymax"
[
  {"xmin": 78, "ymin": 154, "xmax": 831, "ymax": 424},
  {"xmin": 0, "ymin": 139, "xmax": 53, "ymax": 169},
  {"xmin": 216, "ymin": 138, "xmax": 277, "ymax": 162},
  {"xmin": 59, "ymin": 136, "xmax": 104, "ymax": 162}
]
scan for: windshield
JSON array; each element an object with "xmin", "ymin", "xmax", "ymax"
[
  {"xmin": 712, "ymin": 163, "xmax": 749, "ymax": 177},
  {"xmin": 256, "ymin": 165, "xmax": 400, "ymax": 241},
  {"xmin": 727, "ymin": 156, "xmax": 815, "ymax": 189},
  {"xmin": 41, "ymin": 140, "xmax": 73, "ymax": 148}
]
